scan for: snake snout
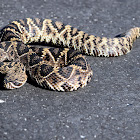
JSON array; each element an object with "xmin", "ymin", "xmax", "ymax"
[{"xmin": 4, "ymin": 81, "xmax": 25, "ymax": 89}]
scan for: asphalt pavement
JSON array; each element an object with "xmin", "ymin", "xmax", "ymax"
[{"xmin": 0, "ymin": 0, "xmax": 140, "ymax": 140}]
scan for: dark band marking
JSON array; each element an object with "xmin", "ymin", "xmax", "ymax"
[
  {"xmin": 40, "ymin": 64, "xmax": 53, "ymax": 77},
  {"xmin": 70, "ymin": 27, "xmax": 79, "ymax": 37},
  {"xmin": 67, "ymin": 49, "xmax": 80, "ymax": 61},
  {"xmin": 47, "ymin": 73, "xmax": 60, "ymax": 85},
  {"xmin": 75, "ymin": 38, "xmax": 79, "ymax": 46},
  {"xmin": 17, "ymin": 19, "xmax": 27, "ymax": 27},
  {"xmin": 73, "ymin": 57, "xmax": 87, "ymax": 70},
  {"xmin": 34, "ymin": 18, "xmax": 43, "ymax": 30},
  {"xmin": 45, "ymin": 25, "xmax": 52, "ymax": 35},
  {"xmin": 63, "ymin": 31, "xmax": 68, "ymax": 41},
  {"xmin": 98, "ymin": 39, "xmax": 102, "ymax": 44},
  {"xmin": 85, "ymin": 36, "xmax": 90, "ymax": 40},
  {"xmin": 54, "ymin": 22, "xmax": 65, "ymax": 33},
  {"xmin": 49, "ymin": 47, "xmax": 63, "ymax": 61},
  {"xmin": 3, "ymin": 41, "xmax": 12, "ymax": 51},
  {"xmin": 58, "ymin": 66, "xmax": 73, "ymax": 79},
  {"xmin": 92, "ymin": 50, "xmax": 96, "ymax": 56},
  {"xmin": 16, "ymin": 43, "xmax": 29, "ymax": 56},
  {"xmin": 1, "ymin": 30, "xmax": 20, "ymax": 41},
  {"xmin": 93, "ymin": 39, "xmax": 97, "ymax": 46},
  {"xmin": 69, "ymin": 38, "xmax": 73, "ymax": 47},
  {"xmin": 121, "ymin": 48, "xmax": 127, "ymax": 54},
  {"xmin": 61, "ymin": 82, "xmax": 72, "ymax": 91},
  {"xmin": 4, "ymin": 23, "xmax": 21, "ymax": 33},
  {"xmin": 81, "ymin": 33, "xmax": 85, "ymax": 44},
  {"xmin": 43, "ymin": 53, "xmax": 51, "ymax": 61},
  {"xmin": 29, "ymin": 53, "xmax": 42, "ymax": 66}
]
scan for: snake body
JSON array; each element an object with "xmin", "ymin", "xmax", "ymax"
[{"xmin": 0, "ymin": 18, "xmax": 139, "ymax": 91}]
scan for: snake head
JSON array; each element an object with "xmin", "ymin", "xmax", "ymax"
[{"xmin": 3, "ymin": 62, "xmax": 27, "ymax": 89}]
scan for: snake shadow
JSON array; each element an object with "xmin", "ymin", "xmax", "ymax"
[
  {"xmin": 27, "ymin": 75, "xmax": 41, "ymax": 88},
  {"xmin": 0, "ymin": 73, "xmax": 6, "ymax": 90}
]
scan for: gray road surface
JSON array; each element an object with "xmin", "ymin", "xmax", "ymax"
[{"xmin": 0, "ymin": 0, "xmax": 140, "ymax": 140}]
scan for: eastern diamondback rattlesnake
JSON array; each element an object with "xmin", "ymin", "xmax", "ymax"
[{"xmin": 0, "ymin": 18, "xmax": 139, "ymax": 91}]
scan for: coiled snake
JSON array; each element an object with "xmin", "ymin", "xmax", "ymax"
[{"xmin": 0, "ymin": 18, "xmax": 139, "ymax": 91}]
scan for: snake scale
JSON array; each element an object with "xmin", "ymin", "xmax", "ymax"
[{"xmin": 0, "ymin": 18, "xmax": 139, "ymax": 91}]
